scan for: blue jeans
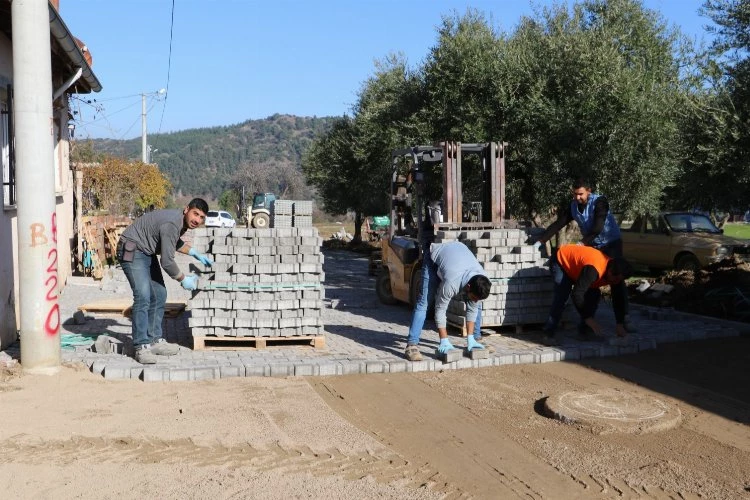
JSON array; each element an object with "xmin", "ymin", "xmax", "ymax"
[
  {"xmin": 121, "ymin": 250, "xmax": 167, "ymax": 348},
  {"xmin": 545, "ymin": 260, "xmax": 600, "ymax": 334},
  {"xmin": 407, "ymin": 243, "xmax": 482, "ymax": 345}
]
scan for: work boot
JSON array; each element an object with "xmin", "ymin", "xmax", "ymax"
[
  {"xmin": 404, "ymin": 345, "xmax": 423, "ymax": 362},
  {"xmin": 134, "ymin": 345, "xmax": 157, "ymax": 365},
  {"xmin": 150, "ymin": 338, "xmax": 180, "ymax": 356}
]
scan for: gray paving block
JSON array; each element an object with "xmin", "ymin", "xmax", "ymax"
[
  {"xmin": 142, "ymin": 367, "xmax": 170, "ymax": 382},
  {"xmin": 387, "ymin": 360, "xmax": 408, "ymax": 373},
  {"xmin": 340, "ymin": 362, "xmax": 362, "ymax": 375},
  {"xmin": 294, "ymin": 364, "xmax": 316, "ymax": 376},
  {"xmin": 317, "ymin": 362, "xmax": 340, "ymax": 376},
  {"xmin": 194, "ymin": 366, "xmax": 220, "ymax": 380},
  {"xmin": 492, "ymin": 353, "xmax": 516, "ymax": 366},
  {"xmin": 454, "ymin": 358, "xmax": 473, "ymax": 369},
  {"xmin": 91, "ymin": 360, "xmax": 107, "ymax": 375},
  {"xmin": 270, "ymin": 364, "xmax": 293, "ymax": 377},
  {"xmin": 436, "ymin": 348, "xmax": 463, "ymax": 363},
  {"xmin": 558, "ymin": 347, "xmax": 580, "ymax": 360},
  {"xmin": 169, "ymin": 368, "xmax": 194, "ymax": 381},
  {"xmin": 365, "ymin": 361, "xmax": 386, "ymax": 373},
  {"xmin": 103, "ymin": 364, "xmax": 132, "ymax": 380},
  {"xmin": 244, "ymin": 364, "xmax": 269, "ymax": 377},
  {"xmin": 220, "ymin": 365, "xmax": 244, "ymax": 378},
  {"xmin": 465, "ymin": 348, "xmax": 489, "ymax": 360},
  {"xmin": 472, "ymin": 358, "xmax": 493, "ymax": 368}
]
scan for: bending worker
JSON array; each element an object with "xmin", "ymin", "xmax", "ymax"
[
  {"xmin": 542, "ymin": 244, "xmax": 632, "ymax": 345},
  {"xmin": 118, "ymin": 198, "xmax": 214, "ymax": 364},
  {"xmin": 405, "ymin": 241, "xmax": 492, "ymax": 361}
]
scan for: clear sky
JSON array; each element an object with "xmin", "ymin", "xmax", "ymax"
[{"xmin": 59, "ymin": 0, "xmax": 714, "ymax": 140}]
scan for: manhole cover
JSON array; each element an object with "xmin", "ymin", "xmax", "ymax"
[{"xmin": 544, "ymin": 389, "xmax": 681, "ymax": 434}]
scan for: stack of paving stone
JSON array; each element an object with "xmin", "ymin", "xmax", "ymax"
[
  {"xmin": 435, "ymin": 227, "xmax": 569, "ymax": 331},
  {"xmin": 187, "ymin": 226, "xmax": 325, "ymax": 342},
  {"xmin": 272, "ymin": 200, "xmax": 313, "ymax": 228}
]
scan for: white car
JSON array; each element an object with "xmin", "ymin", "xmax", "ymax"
[{"xmin": 205, "ymin": 210, "xmax": 236, "ymax": 228}]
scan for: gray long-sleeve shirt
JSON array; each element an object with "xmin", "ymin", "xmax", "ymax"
[
  {"xmin": 121, "ymin": 209, "xmax": 186, "ymax": 280},
  {"xmin": 430, "ymin": 242, "xmax": 487, "ymax": 328}
]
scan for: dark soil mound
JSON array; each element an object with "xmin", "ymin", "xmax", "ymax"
[{"xmin": 629, "ymin": 257, "xmax": 750, "ymax": 322}]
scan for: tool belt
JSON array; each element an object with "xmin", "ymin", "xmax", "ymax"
[{"xmin": 116, "ymin": 238, "xmax": 137, "ymax": 263}]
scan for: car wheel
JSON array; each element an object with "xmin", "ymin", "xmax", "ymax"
[
  {"xmin": 675, "ymin": 254, "xmax": 701, "ymax": 272},
  {"xmin": 376, "ymin": 271, "xmax": 398, "ymax": 305}
]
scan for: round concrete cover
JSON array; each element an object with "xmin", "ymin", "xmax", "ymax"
[{"xmin": 544, "ymin": 389, "xmax": 682, "ymax": 434}]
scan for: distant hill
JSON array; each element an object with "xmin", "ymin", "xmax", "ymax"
[{"xmin": 85, "ymin": 114, "xmax": 336, "ymax": 200}]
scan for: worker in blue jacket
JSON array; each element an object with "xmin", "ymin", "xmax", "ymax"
[{"xmin": 529, "ymin": 177, "xmax": 635, "ymax": 332}]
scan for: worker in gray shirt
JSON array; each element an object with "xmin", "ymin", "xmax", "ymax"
[
  {"xmin": 405, "ymin": 241, "xmax": 492, "ymax": 361},
  {"xmin": 118, "ymin": 198, "xmax": 213, "ymax": 364}
]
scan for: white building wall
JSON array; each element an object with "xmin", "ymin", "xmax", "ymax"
[{"xmin": 0, "ymin": 32, "xmax": 77, "ymax": 349}]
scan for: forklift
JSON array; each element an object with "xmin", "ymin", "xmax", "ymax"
[{"xmin": 375, "ymin": 141, "xmax": 507, "ymax": 306}]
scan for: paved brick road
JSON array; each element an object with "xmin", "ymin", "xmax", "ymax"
[{"xmin": 1, "ymin": 250, "xmax": 746, "ymax": 381}]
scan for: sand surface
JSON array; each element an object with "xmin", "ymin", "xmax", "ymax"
[{"xmin": 0, "ymin": 337, "xmax": 749, "ymax": 499}]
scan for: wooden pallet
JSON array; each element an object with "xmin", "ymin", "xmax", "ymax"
[
  {"xmin": 193, "ymin": 335, "xmax": 326, "ymax": 351},
  {"xmin": 77, "ymin": 299, "xmax": 187, "ymax": 318}
]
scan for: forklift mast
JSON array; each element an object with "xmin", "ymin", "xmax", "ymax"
[{"xmin": 388, "ymin": 141, "xmax": 507, "ymax": 242}]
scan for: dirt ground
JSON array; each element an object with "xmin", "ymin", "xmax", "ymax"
[{"xmin": 0, "ymin": 337, "xmax": 748, "ymax": 499}]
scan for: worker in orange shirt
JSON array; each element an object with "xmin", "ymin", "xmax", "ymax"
[{"xmin": 542, "ymin": 244, "xmax": 632, "ymax": 346}]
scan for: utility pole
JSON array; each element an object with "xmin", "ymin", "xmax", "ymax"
[
  {"xmin": 12, "ymin": 0, "xmax": 61, "ymax": 373},
  {"xmin": 141, "ymin": 93, "xmax": 147, "ymax": 163},
  {"xmin": 141, "ymin": 89, "xmax": 165, "ymax": 164}
]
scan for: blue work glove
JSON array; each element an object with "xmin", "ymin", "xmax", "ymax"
[
  {"xmin": 438, "ymin": 338, "xmax": 455, "ymax": 354},
  {"xmin": 180, "ymin": 274, "xmax": 198, "ymax": 291},
  {"xmin": 467, "ymin": 336, "xmax": 485, "ymax": 352},
  {"xmin": 533, "ymin": 241, "xmax": 542, "ymax": 251},
  {"xmin": 188, "ymin": 248, "xmax": 213, "ymax": 266}
]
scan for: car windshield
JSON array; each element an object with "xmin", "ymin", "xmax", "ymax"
[
  {"xmin": 664, "ymin": 213, "xmax": 721, "ymax": 234},
  {"xmin": 207, "ymin": 211, "xmax": 219, "ymax": 217}
]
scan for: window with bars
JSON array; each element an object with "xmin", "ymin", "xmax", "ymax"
[{"xmin": 1, "ymin": 84, "xmax": 14, "ymax": 207}]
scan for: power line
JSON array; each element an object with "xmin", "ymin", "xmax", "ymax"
[{"xmin": 157, "ymin": 0, "xmax": 175, "ymax": 135}]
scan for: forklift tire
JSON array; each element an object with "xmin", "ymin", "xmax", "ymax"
[
  {"xmin": 252, "ymin": 213, "xmax": 270, "ymax": 229},
  {"xmin": 376, "ymin": 270, "xmax": 398, "ymax": 305}
]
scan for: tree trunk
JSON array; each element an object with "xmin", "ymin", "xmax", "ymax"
[{"xmin": 353, "ymin": 211, "xmax": 363, "ymax": 243}]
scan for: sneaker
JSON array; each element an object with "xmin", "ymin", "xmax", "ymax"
[
  {"xmin": 134, "ymin": 346, "xmax": 157, "ymax": 364},
  {"xmin": 150, "ymin": 338, "xmax": 179, "ymax": 356},
  {"xmin": 404, "ymin": 345, "xmax": 423, "ymax": 362}
]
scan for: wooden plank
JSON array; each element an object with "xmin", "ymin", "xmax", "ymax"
[
  {"xmin": 193, "ymin": 335, "xmax": 325, "ymax": 351},
  {"xmin": 78, "ymin": 300, "xmax": 186, "ymax": 318}
]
